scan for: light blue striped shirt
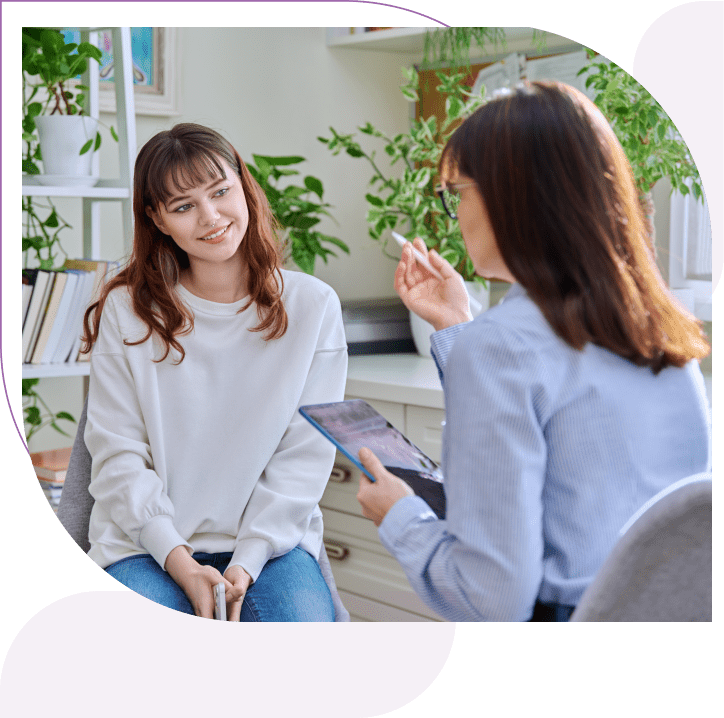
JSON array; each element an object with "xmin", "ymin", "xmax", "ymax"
[{"xmin": 378, "ymin": 284, "xmax": 711, "ymax": 621}]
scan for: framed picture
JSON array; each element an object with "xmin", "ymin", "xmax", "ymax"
[{"xmin": 63, "ymin": 27, "xmax": 179, "ymax": 116}]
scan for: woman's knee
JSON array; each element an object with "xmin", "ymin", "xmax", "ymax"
[{"xmin": 242, "ymin": 548, "xmax": 335, "ymax": 622}]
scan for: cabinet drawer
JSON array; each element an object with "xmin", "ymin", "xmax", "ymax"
[
  {"xmin": 405, "ymin": 405, "xmax": 446, "ymax": 463},
  {"xmin": 321, "ymin": 456, "xmax": 363, "ymax": 515},
  {"xmin": 323, "ymin": 509, "xmax": 441, "ymax": 621}
]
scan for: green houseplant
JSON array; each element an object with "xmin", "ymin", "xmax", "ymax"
[
  {"xmin": 246, "ymin": 154, "xmax": 349, "ymax": 275},
  {"xmin": 319, "ymin": 66, "xmax": 488, "ymax": 286},
  {"xmin": 578, "ymin": 51, "xmax": 703, "ymax": 234}
]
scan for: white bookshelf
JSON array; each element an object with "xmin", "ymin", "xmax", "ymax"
[
  {"xmin": 326, "ymin": 27, "xmax": 582, "ymax": 59},
  {"xmin": 22, "ymin": 27, "xmax": 137, "ymax": 381}
]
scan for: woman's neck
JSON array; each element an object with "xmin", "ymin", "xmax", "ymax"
[{"xmin": 179, "ymin": 260, "xmax": 249, "ymax": 304}]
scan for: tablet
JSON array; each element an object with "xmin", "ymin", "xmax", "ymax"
[{"xmin": 300, "ymin": 399, "xmax": 446, "ymax": 519}]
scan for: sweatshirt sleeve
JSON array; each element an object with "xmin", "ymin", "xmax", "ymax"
[
  {"xmin": 378, "ymin": 319, "xmax": 548, "ymax": 621},
  {"xmin": 226, "ymin": 290, "xmax": 348, "ymax": 581},
  {"xmin": 85, "ymin": 293, "xmax": 193, "ymax": 569}
]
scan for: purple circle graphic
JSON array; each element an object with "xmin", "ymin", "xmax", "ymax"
[
  {"xmin": 633, "ymin": 2, "xmax": 724, "ymax": 292},
  {"xmin": 0, "ymin": 592, "xmax": 455, "ymax": 718}
]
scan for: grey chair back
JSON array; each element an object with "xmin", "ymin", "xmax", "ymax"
[
  {"xmin": 57, "ymin": 399, "xmax": 350, "ymax": 621},
  {"xmin": 570, "ymin": 473, "xmax": 712, "ymax": 621}
]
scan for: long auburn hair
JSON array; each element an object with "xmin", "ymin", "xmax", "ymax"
[
  {"xmin": 441, "ymin": 81, "xmax": 709, "ymax": 373},
  {"xmin": 82, "ymin": 123, "xmax": 287, "ymax": 363}
]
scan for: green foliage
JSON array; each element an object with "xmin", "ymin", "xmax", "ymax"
[
  {"xmin": 22, "ymin": 27, "xmax": 117, "ymax": 173},
  {"xmin": 22, "ymin": 197, "xmax": 71, "ymax": 270},
  {"xmin": 579, "ymin": 53, "xmax": 702, "ymax": 200},
  {"xmin": 319, "ymin": 66, "xmax": 487, "ymax": 283},
  {"xmin": 22, "ymin": 378, "xmax": 76, "ymax": 441},
  {"xmin": 246, "ymin": 155, "xmax": 349, "ymax": 275},
  {"xmin": 421, "ymin": 27, "xmax": 507, "ymax": 71}
]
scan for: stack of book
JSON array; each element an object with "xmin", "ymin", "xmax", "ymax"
[
  {"xmin": 30, "ymin": 446, "xmax": 72, "ymax": 513},
  {"xmin": 22, "ymin": 259, "xmax": 121, "ymax": 366}
]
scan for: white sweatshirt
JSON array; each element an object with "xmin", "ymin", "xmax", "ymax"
[{"xmin": 85, "ymin": 269, "xmax": 348, "ymax": 581}]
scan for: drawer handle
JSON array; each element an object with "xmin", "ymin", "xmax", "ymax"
[
  {"xmin": 329, "ymin": 464, "xmax": 352, "ymax": 483},
  {"xmin": 323, "ymin": 539, "xmax": 350, "ymax": 561}
]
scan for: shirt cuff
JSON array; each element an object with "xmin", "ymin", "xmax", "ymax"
[
  {"xmin": 139, "ymin": 514, "xmax": 193, "ymax": 570},
  {"xmin": 430, "ymin": 323, "xmax": 468, "ymax": 379},
  {"xmin": 227, "ymin": 538, "xmax": 274, "ymax": 583},
  {"xmin": 378, "ymin": 495, "xmax": 438, "ymax": 553}
]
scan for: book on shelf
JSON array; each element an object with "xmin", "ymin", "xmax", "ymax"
[
  {"xmin": 31, "ymin": 446, "xmax": 72, "ymax": 482},
  {"xmin": 22, "ymin": 270, "xmax": 55, "ymax": 362},
  {"xmin": 32, "ymin": 447, "xmax": 71, "ymax": 513},
  {"xmin": 22, "ymin": 284, "xmax": 33, "ymax": 323},
  {"xmin": 63, "ymin": 259, "xmax": 121, "ymax": 363},
  {"xmin": 38, "ymin": 270, "xmax": 80, "ymax": 364},
  {"xmin": 51, "ymin": 269, "xmax": 94, "ymax": 364},
  {"xmin": 21, "ymin": 259, "xmax": 122, "ymax": 366},
  {"xmin": 29, "ymin": 271, "xmax": 68, "ymax": 364}
]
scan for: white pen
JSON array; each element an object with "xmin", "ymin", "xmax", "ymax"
[{"xmin": 391, "ymin": 231, "xmax": 445, "ymax": 281}]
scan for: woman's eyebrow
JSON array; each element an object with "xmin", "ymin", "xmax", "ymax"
[{"xmin": 166, "ymin": 176, "xmax": 227, "ymax": 205}]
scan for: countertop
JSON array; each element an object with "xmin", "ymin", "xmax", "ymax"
[{"xmin": 346, "ymin": 353, "xmax": 444, "ymax": 409}]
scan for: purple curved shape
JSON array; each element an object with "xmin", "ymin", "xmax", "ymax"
[
  {"xmin": 0, "ymin": 592, "xmax": 455, "ymax": 718},
  {"xmin": 632, "ymin": 1, "xmax": 722, "ymax": 291},
  {"xmin": 354, "ymin": 0, "xmax": 450, "ymax": 27}
]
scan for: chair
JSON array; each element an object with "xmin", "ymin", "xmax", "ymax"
[
  {"xmin": 57, "ymin": 399, "xmax": 351, "ymax": 621},
  {"xmin": 570, "ymin": 473, "xmax": 712, "ymax": 621}
]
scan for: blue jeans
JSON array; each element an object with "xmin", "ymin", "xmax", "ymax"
[{"xmin": 105, "ymin": 547, "xmax": 335, "ymax": 622}]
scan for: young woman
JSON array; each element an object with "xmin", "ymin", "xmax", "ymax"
[
  {"xmin": 356, "ymin": 81, "xmax": 711, "ymax": 622},
  {"xmin": 81, "ymin": 123, "xmax": 348, "ymax": 621}
]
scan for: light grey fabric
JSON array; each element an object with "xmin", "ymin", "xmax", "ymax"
[
  {"xmin": 57, "ymin": 399, "xmax": 350, "ymax": 622},
  {"xmin": 570, "ymin": 473, "xmax": 712, "ymax": 622}
]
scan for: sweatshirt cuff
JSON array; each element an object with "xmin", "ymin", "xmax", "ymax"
[
  {"xmin": 139, "ymin": 514, "xmax": 193, "ymax": 570},
  {"xmin": 378, "ymin": 495, "xmax": 437, "ymax": 553},
  {"xmin": 227, "ymin": 538, "xmax": 274, "ymax": 583}
]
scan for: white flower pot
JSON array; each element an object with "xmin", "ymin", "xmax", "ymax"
[
  {"xmin": 410, "ymin": 281, "xmax": 490, "ymax": 357},
  {"xmin": 34, "ymin": 115, "xmax": 100, "ymax": 186}
]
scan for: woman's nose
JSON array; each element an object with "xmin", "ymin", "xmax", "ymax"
[{"xmin": 199, "ymin": 201, "xmax": 220, "ymax": 225}]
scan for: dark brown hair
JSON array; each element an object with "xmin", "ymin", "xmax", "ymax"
[
  {"xmin": 441, "ymin": 81, "xmax": 709, "ymax": 373},
  {"xmin": 82, "ymin": 123, "xmax": 287, "ymax": 362}
]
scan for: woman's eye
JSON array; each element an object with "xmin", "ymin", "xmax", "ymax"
[
  {"xmin": 214, "ymin": 187, "xmax": 229, "ymax": 198},
  {"xmin": 174, "ymin": 204, "xmax": 192, "ymax": 213}
]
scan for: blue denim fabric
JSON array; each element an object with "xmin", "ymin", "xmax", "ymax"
[{"xmin": 106, "ymin": 547, "xmax": 335, "ymax": 622}]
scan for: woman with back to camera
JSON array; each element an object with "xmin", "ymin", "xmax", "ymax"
[
  {"xmin": 81, "ymin": 123, "xmax": 348, "ymax": 621},
  {"xmin": 356, "ymin": 81, "xmax": 711, "ymax": 622}
]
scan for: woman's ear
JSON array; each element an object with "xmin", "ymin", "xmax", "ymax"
[{"xmin": 145, "ymin": 205, "xmax": 168, "ymax": 235}]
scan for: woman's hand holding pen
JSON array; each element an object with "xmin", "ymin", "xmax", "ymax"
[
  {"xmin": 395, "ymin": 238, "xmax": 473, "ymax": 332},
  {"xmin": 165, "ymin": 545, "xmax": 238, "ymax": 620}
]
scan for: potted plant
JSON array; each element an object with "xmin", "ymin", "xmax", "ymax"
[
  {"xmin": 245, "ymin": 154, "xmax": 349, "ymax": 275},
  {"xmin": 22, "ymin": 27, "xmax": 117, "ymax": 185},
  {"xmin": 319, "ymin": 66, "xmax": 490, "ymax": 355},
  {"xmin": 578, "ymin": 51, "xmax": 703, "ymax": 238}
]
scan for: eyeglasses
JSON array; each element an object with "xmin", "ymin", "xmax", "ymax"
[{"xmin": 435, "ymin": 182, "xmax": 476, "ymax": 220}]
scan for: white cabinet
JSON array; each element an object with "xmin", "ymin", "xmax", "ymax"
[
  {"xmin": 22, "ymin": 27, "xmax": 136, "ymax": 381},
  {"xmin": 320, "ymin": 354, "xmax": 447, "ymax": 622}
]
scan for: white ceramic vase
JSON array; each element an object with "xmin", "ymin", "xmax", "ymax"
[
  {"xmin": 409, "ymin": 280, "xmax": 491, "ymax": 358},
  {"xmin": 34, "ymin": 115, "xmax": 100, "ymax": 186}
]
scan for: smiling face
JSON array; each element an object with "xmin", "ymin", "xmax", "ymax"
[
  {"xmin": 445, "ymin": 172, "xmax": 515, "ymax": 283},
  {"xmin": 146, "ymin": 156, "xmax": 250, "ymax": 273}
]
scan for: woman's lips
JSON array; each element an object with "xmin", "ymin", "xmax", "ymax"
[{"xmin": 199, "ymin": 225, "xmax": 229, "ymax": 242}]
